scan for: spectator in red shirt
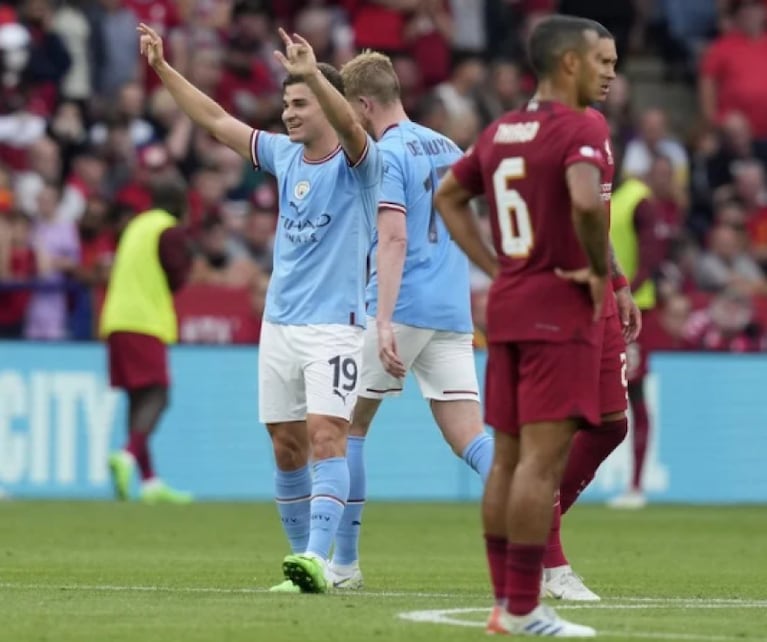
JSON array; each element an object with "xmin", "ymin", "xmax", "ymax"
[
  {"xmin": 700, "ymin": 0, "xmax": 767, "ymax": 140},
  {"xmin": 0, "ymin": 211, "xmax": 36, "ymax": 337},
  {"xmin": 684, "ymin": 288, "xmax": 765, "ymax": 351},
  {"xmin": 116, "ymin": 143, "xmax": 177, "ymax": 216},
  {"xmin": 345, "ymin": 0, "xmax": 411, "ymax": 53},
  {"xmin": 404, "ymin": 0, "xmax": 453, "ymax": 88}
]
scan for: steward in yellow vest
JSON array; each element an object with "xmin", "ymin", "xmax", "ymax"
[
  {"xmin": 100, "ymin": 207, "xmax": 179, "ymax": 343},
  {"xmin": 100, "ymin": 176, "xmax": 194, "ymax": 505},
  {"xmin": 610, "ymin": 177, "xmax": 655, "ymax": 310}
]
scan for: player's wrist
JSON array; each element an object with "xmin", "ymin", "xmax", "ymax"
[
  {"xmin": 304, "ymin": 66, "xmax": 322, "ymax": 85},
  {"xmin": 612, "ymin": 274, "xmax": 629, "ymax": 291}
]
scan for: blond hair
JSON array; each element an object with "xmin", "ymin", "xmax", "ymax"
[{"xmin": 341, "ymin": 50, "xmax": 400, "ymax": 105}]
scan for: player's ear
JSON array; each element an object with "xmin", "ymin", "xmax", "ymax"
[{"xmin": 561, "ymin": 49, "xmax": 580, "ymax": 76}]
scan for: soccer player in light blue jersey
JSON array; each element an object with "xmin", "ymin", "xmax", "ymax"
[
  {"xmin": 326, "ymin": 51, "xmax": 494, "ymax": 589},
  {"xmin": 138, "ymin": 25, "xmax": 382, "ymax": 594}
]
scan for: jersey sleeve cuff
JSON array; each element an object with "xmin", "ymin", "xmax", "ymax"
[
  {"xmin": 564, "ymin": 152, "xmax": 605, "ymax": 171},
  {"xmin": 250, "ymin": 129, "xmax": 260, "ymax": 170},
  {"xmin": 345, "ymin": 137, "xmax": 370, "ymax": 168},
  {"xmin": 379, "ymin": 202, "xmax": 407, "ymax": 215}
]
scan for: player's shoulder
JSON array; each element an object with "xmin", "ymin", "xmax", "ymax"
[
  {"xmin": 264, "ymin": 131, "xmax": 300, "ymax": 158},
  {"xmin": 585, "ymin": 106, "xmax": 608, "ymax": 126}
]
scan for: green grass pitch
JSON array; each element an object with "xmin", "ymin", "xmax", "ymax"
[{"xmin": 2, "ymin": 502, "xmax": 766, "ymax": 641}]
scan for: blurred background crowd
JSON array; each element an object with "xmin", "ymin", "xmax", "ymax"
[{"xmin": 1, "ymin": 0, "xmax": 767, "ymax": 353}]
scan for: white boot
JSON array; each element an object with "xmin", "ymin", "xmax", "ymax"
[{"xmin": 497, "ymin": 603, "xmax": 596, "ymax": 637}]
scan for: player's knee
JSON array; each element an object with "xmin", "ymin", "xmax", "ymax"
[
  {"xmin": 309, "ymin": 418, "xmax": 347, "ymax": 460},
  {"xmin": 519, "ymin": 450, "xmax": 567, "ymax": 487},
  {"xmin": 270, "ymin": 432, "xmax": 309, "ymax": 470}
]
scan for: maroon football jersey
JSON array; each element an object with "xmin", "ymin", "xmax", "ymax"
[{"xmin": 452, "ymin": 100, "xmax": 612, "ymax": 343}]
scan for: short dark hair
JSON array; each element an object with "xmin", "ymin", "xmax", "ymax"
[
  {"xmin": 283, "ymin": 62, "xmax": 344, "ymax": 96},
  {"xmin": 149, "ymin": 176, "xmax": 187, "ymax": 219},
  {"xmin": 528, "ymin": 15, "xmax": 613, "ymax": 77}
]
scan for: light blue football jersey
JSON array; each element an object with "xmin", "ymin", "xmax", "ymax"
[
  {"xmin": 251, "ymin": 130, "xmax": 382, "ymax": 327},
  {"xmin": 366, "ymin": 121, "xmax": 473, "ymax": 333}
]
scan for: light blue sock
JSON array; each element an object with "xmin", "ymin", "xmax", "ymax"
[
  {"xmin": 462, "ymin": 432, "xmax": 494, "ymax": 484},
  {"xmin": 306, "ymin": 457, "xmax": 350, "ymax": 560},
  {"xmin": 333, "ymin": 436, "xmax": 366, "ymax": 565},
  {"xmin": 274, "ymin": 465, "xmax": 312, "ymax": 554}
]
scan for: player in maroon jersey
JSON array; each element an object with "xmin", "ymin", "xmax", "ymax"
[
  {"xmin": 436, "ymin": 15, "xmax": 617, "ymax": 638},
  {"xmin": 540, "ymin": 64, "xmax": 642, "ymax": 605}
]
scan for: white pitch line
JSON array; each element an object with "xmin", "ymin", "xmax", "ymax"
[
  {"xmin": 556, "ymin": 603, "xmax": 767, "ymax": 610},
  {"xmin": 0, "ymin": 582, "xmax": 470, "ymax": 599},
  {"xmin": 1, "ymin": 583, "xmax": 766, "ymax": 609},
  {"xmin": 397, "ymin": 607, "xmax": 767, "ymax": 641}
]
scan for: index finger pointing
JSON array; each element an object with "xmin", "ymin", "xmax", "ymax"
[{"xmin": 277, "ymin": 27, "xmax": 293, "ymax": 47}]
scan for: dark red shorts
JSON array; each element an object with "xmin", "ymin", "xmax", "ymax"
[
  {"xmin": 484, "ymin": 339, "xmax": 602, "ymax": 436},
  {"xmin": 599, "ymin": 313, "xmax": 628, "ymax": 415},
  {"xmin": 107, "ymin": 332, "xmax": 169, "ymax": 390}
]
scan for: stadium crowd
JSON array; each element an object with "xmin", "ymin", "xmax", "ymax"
[{"xmin": 0, "ymin": 0, "xmax": 766, "ymax": 352}]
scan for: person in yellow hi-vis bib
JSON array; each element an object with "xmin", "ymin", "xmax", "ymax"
[
  {"xmin": 100, "ymin": 176, "xmax": 194, "ymax": 504},
  {"xmin": 608, "ymin": 155, "xmax": 683, "ymax": 510}
]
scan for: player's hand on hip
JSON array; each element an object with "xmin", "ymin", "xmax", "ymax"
[
  {"xmin": 137, "ymin": 23, "xmax": 165, "ymax": 69},
  {"xmin": 377, "ymin": 320, "xmax": 406, "ymax": 379},
  {"xmin": 555, "ymin": 267, "xmax": 607, "ymax": 322},
  {"xmin": 615, "ymin": 286, "xmax": 642, "ymax": 342},
  {"xmin": 274, "ymin": 28, "xmax": 317, "ymax": 77}
]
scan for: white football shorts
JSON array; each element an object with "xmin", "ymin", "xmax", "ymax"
[
  {"xmin": 259, "ymin": 321, "xmax": 364, "ymax": 423},
  {"xmin": 359, "ymin": 318, "xmax": 480, "ymax": 402}
]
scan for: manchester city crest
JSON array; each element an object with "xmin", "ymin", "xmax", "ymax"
[{"xmin": 294, "ymin": 180, "xmax": 311, "ymax": 199}]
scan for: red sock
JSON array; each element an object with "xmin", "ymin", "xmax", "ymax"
[
  {"xmin": 543, "ymin": 493, "xmax": 568, "ymax": 568},
  {"xmin": 125, "ymin": 430, "xmax": 154, "ymax": 481},
  {"xmin": 630, "ymin": 397, "xmax": 650, "ymax": 491},
  {"xmin": 505, "ymin": 543, "xmax": 545, "ymax": 616},
  {"xmin": 560, "ymin": 418, "xmax": 628, "ymax": 514},
  {"xmin": 484, "ymin": 534, "xmax": 507, "ymax": 602}
]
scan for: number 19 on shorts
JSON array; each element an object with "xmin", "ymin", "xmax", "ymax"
[
  {"xmin": 493, "ymin": 157, "xmax": 534, "ymax": 258},
  {"xmin": 328, "ymin": 355, "xmax": 358, "ymax": 402}
]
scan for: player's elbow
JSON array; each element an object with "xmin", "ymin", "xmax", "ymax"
[
  {"xmin": 570, "ymin": 191, "xmax": 604, "ymax": 219},
  {"xmin": 435, "ymin": 184, "xmax": 469, "ymax": 221},
  {"xmin": 381, "ymin": 233, "xmax": 407, "ymax": 253},
  {"xmin": 209, "ymin": 116, "xmax": 228, "ymax": 142}
]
